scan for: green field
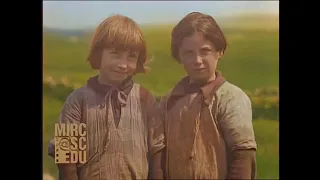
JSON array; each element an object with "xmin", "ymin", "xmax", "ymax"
[{"xmin": 43, "ymin": 14, "xmax": 279, "ymax": 179}]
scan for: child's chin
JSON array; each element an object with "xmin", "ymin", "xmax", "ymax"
[{"xmin": 111, "ymin": 76, "xmax": 128, "ymax": 82}]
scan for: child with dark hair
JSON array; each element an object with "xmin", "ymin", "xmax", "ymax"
[{"xmin": 159, "ymin": 12, "xmax": 257, "ymax": 179}]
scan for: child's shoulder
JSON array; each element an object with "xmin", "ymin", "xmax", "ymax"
[
  {"xmin": 216, "ymin": 81, "xmax": 251, "ymax": 105},
  {"xmin": 217, "ymin": 81, "xmax": 248, "ymax": 97},
  {"xmin": 136, "ymin": 84, "xmax": 154, "ymax": 103},
  {"xmin": 65, "ymin": 85, "xmax": 92, "ymax": 101}
]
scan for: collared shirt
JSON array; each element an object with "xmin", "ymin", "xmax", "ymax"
[{"xmin": 159, "ymin": 71, "xmax": 257, "ymax": 179}]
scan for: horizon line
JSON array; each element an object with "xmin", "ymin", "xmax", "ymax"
[{"xmin": 43, "ymin": 12, "xmax": 278, "ymax": 31}]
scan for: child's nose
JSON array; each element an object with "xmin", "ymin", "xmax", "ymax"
[{"xmin": 118, "ymin": 63, "xmax": 127, "ymax": 70}]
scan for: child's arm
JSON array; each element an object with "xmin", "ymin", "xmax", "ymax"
[
  {"xmin": 218, "ymin": 89, "xmax": 257, "ymax": 179},
  {"xmin": 48, "ymin": 90, "xmax": 83, "ymax": 180},
  {"xmin": 140, "ymin": 87, "xmax": 165, "ymax": 179}
]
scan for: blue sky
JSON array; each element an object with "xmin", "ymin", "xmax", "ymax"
[{"xmin": 43, "ymin": 1, "xmax": 279, "ymax": 30}]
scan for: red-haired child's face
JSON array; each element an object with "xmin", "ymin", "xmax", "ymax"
[{"xmin": 99, "ymin": 48, "xmax": 139, "ymax": 84}]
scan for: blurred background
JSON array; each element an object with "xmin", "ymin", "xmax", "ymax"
[{"xmin": 43, "ymin": 1, "xmax": 279, "ymax": 179}]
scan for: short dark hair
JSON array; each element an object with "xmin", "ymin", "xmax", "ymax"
[{"xmin": 171, "ymin": 12, "xmax": 227, "ymax": 62}]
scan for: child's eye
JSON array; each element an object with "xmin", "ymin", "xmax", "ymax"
[
  {"xmin": 129, "ymin": 54, "xmax": 138, "ymax": 58},
  {"xmin": 200, "ymin": 51, "xmax": 210, "ymax": 56},
  {"xmin": 110, "ymin": 51, "xmax": 118, "ymax": 55},
  {"xmin": 184, "ymin": 50, "xmax": 193, "ymax": 55},
  {"xmin": 200, "ymin": 48, "xmax": 212, "ymax": 56}
]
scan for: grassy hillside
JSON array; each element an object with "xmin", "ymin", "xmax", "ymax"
[
  {"xmin": 43, "ymin": 14, "xmax": 279, "ymax": 96},
  {"xmin": 43, "ymin": 14, "xmax": 279, "ymax": 179},
  {"xmin": 43, "ymin": 30, "xmax": 278, "ymax": 96}
]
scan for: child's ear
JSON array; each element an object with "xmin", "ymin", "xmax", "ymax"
[{"xmin": 135, "ymin": 60, "xmax": 145, "ymax": 73}]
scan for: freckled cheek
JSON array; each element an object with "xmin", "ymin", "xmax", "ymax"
[
  {"xmin": 208, "ymin": 59, "xmax": 218, "ymax": 70},
  {"xmin": 183, "ymin": 63, "xmax": 195, "ymax": 74},
  {"xmin": 202, "ymin": 59, "xmax": 210, "ymax": 69},
  {"xmin": 100, "ymin": 60, "xmax": 115, "ymax": 70},
  {"xmin": 126, "ymin": 61, "xmax": 137, "ymax": 74}
]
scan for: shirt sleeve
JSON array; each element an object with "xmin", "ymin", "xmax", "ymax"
[
  {"xmin": 47, "ymin": 90, "xmax": 83, "ymax": 180},
  {"xmin": 218, "ymin": 88, "xmax": 257, "ymax": 152},
  {"xmin": 48, "ymin": 90, "xmax": 83, "ymax": 158},
  {"xmin": 227, "ymin": 149, "xmax": 257, "ymax": 179}
]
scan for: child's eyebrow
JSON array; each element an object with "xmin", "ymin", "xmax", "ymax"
[
  {"xmin": 126, "ymin": 50, "xmax": 138, "ymax": 55},
  {"xmin": 111, "ymin": 49, "xmax": 139, "ymax": 56},
  {"xmin": 201, "ymin": 47, "xmax": 212, "ymax": 51},
  {"xmin": 183, "ymin": 49, "xmax": 194, "ymax": 53}
]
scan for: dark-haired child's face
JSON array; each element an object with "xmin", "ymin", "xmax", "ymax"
[
  {"xmin": 178, "ymin": 32, "xmax": 222, "ymax": 83},
  {"xmin": 99, "ymin": 48, "xmax": 138, "ymax": 84}
]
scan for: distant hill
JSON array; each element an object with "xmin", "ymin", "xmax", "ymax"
[
  {"xmin": 43, "ymin": 13, "xmax": 278, "ymax": 37},
  {"xmin": 218, "ymin": 13, "xmax": 278, "ymax": 30},
  {"xmin": 43, "ymin": 27, "xmax": 91, "ymax": 37}
]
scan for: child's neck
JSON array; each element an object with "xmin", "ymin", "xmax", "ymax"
[
  {"xmin": 97, "ymin": 75, "xmax": 120, "ymax": 87},
  {"xmin": 190, "ymin": 73, "xmax": 216, "ymax": 85}
]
